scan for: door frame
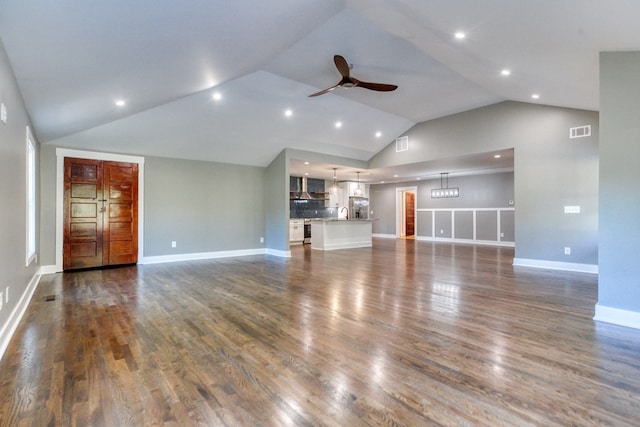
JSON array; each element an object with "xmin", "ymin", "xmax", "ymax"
[
  {"xmin": 395, "ymin": 186, "xmax": 417, "ymax": 238},
  {"xmin": 55, "ymin": 148, "xmax": 145, "ymax": 272}
]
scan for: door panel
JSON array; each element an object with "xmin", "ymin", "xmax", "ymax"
[
  {"xmin": 64, "ymin": 158, "xmax": 104, "ymax": 269},
  {"xmin": 64, "ymin": 158, "xmax": 138, "ymax": 270},
  {"xmin": 103, "ymin": 161, "xmax": 138, "ymax": 266},
  {"xmin": 405, "ymin": 192, "xmax": 415, "ymax": 236}
]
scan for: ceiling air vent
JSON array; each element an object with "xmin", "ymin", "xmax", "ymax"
[
  {"xmin": 395, "ymin": 136, "xmax": 409, "ymax": 152},
  {"xmin": 569, "ymin": 125, "xmax": 591, "ymax": 139}
]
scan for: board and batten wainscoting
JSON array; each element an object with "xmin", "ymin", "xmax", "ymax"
[{"xmin": 374, "ymin": 207, "xmax": 515, "ymax": 247}]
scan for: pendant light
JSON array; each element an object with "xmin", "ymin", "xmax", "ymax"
[
  {"xmin": 431, "ymin": 172, "xmax": 459, "ymax": 198},
  {"xmin": 330, "ymin": 168, "xmax": 339, "ymax": 195},
  {"xmin": 354, "ymin": 171, "xmax": 364, "ymax": 197}
]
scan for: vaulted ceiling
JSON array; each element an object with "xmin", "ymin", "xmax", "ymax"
[{"xmin": 1, "ymin": 1, "xmax": 638, "ymax": 180}]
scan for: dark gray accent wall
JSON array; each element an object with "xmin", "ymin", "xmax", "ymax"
[
  {"xmin": 144, "ymin": 156, "xmax": 265, "ymax": 256},
  {"xmin": 369, "ymin": 102, "xmax": 598, "ymax": 265},
  {"xmin": 598, "ymin": 52, "xmax": 640, "ymax": 313},
  {"xmin": 0, "ymin": 39, "xmax": 40, "ymax": 333}
]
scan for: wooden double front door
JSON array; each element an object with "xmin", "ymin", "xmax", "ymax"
[{"xmin": 63, "ymin": 157, "xmax": 139, "ymax": 270}]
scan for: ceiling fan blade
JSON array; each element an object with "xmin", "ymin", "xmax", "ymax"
[
  {"xmin": 334, "ymin": 55, "xmax": 350, "ymax": 78},
  {"xmin": 353, "ymin": 78, "xmax": 398, "ymax": 92},
  {"xmin": 308, "ymin": 84, "xmax": 340, "ymax": 97}
]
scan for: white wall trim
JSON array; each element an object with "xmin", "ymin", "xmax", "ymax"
[
  {"xmin": 141, "ymin": 248, "xmax": 269, "ymax": 264},
  {"xmin": 415, "ymin": 236, "xmax": 515, "ymax": 247},
  {"xmin": 55, "ymin": 148, "xmax": 145, "ymax": 272},
  {"xmin": 513, "ymin": 258, "xmax": 598, "ymax": 274},
  {"xmin": 312, "ymin": 241, "xmax": 373, "ymax": 251},
  {"xmin": 0, "ymin": 273, "xmax": 41, "ymax": 362},
  {"xmin": 395, "ymin": 186, "xmax": 418, "ymax": 238},
  {"xmin": 39, "ymin": 265, "xmax": 58, "ymax": 275},
  {"xmin": 265, "ymin": 248, "xmax": 291, "ymax": 258},
  {"xmin": 594, "ymin": 304, "xmax": 640, "ymax": 330},
  {"xmin": 372, "ymin": 233, "xmax": 397, "ymax": 239}
]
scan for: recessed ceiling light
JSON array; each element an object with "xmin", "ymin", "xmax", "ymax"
[
  {"xmin": 335, "ymin": 121, "xmax": 342, "ymax": 128},
  {"xmin": 212, "ymin": 91, "xmax": 222, "ymax": 101},
  {"xmin": 304, "ymin": 172, "xmax": 309, "ymax": 176},
  {"xmin": 375, "ymin": 131, "xmax": 382, "ymax": 138},
  {"xmin": 381, "ymin": 181, "xmax": 385, "ymax": 184},
  {"xmin": 531, "ymin": 93, "xmax": 540, "ymax": 99},
  {"xmin": 501, "ymin": 69, "xmax": 511, "ymax": 76},
  {"xmin": 393, "ymin": 174, "xmax": 398, "ymax": 178},
  {"xmin": 304, "ymin": 161, "xmax": 309, "ymax": 165},
  {"xmin": 454, "ymin": 32, "xmax": 466, "ymax": 40},
  {"xmin": 494, "ymin": 154, "xmax": 501, "ymax": 158},
  {"xmin": 284, "ymin": 109, "xmax": 293, "ymax": 117},
  {"xmin": 115, "ymin": 99, "xmax": 125, "ymax": 107},
  {"xmin": 416, "ymin": 178, "xmax": 421, "ymax": 180}
]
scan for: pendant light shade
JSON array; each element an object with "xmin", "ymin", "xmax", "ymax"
[
  {"xmin": 354, "ymin": 171, "xmax": 364, "ymax": 197},
  {"xmin": 330, "ymin": 168, "xmax": 339, "ymax": 195}
]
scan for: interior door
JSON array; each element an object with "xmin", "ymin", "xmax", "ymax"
[
  {"xmin": 405, "ymin": 192, "xmax": 415, "ymax": 237},
  {"xmin": 63, "ymin": 158, "xmax": 138, "ymax": 270},
  {"xmin": 64, "ymin": 158, "xmax": 104, "ymax": 269},
  {"xmin": 103, "ymin": 161, "xmax": 138, "ymax": 265}
]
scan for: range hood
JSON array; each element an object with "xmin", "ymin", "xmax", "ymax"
[{"xmin": 294, "ymin": 176, "xmax": 314, "ymax": 200}]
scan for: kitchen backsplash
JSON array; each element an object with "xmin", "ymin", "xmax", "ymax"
[{"xmin": 290, "ymin": 205, "xmax": 339, "ymax": 219}]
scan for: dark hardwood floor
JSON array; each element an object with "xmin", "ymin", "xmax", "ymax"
[{"xmin": 2, "ymin": 239, "xmax": 640, "ymax": 426}]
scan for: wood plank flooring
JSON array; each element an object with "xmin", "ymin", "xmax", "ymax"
[{"xmin": 2, "ymin": 239, "xmax": 640, "ymax": 426}]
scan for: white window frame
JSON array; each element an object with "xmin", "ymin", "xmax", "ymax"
[{"xmin": 26, "ymin": 126, "xmax": 37, "ymax": 266}]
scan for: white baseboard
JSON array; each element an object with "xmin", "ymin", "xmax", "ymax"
[
  {"xmin": 594, "ymin": 304, "xmax": 640, "ymax": 330},
  {"xmin": 513, "ymin": 258, "xmax": 598, "ymax": 274},
  {"xmin": 372, "ymin": 233, "xmax": 397, "ymax": 239},
  {"xmin": 265, "ymin": 248, "xmax": 291, "ymax": 258},
  {"xmin": 312, "ymin": 241, "xmax": 372, "ymax": 251},
  {"xmin": 0, "ymin": 273, "xmax": 41, "ymax": 362},
  {"xmin": 415, "ymin": 236, "xmax": 515, "ymax": 247},
  {"xmin": 39, "ymin": 264, "xmax": 59, "ymax": 275},
  {"xmin": 140, "ymin": 248, "xmax": 269, "ymax": 264}
]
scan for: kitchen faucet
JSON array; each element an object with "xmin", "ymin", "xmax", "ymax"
[{"xmin": 340, "ymin": 207, "xmax": 348, "ymax": 219}]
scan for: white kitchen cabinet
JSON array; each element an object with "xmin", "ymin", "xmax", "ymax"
[{"xmin": 289, "ymin": 219, "xmax": 304, "ymax": 243}]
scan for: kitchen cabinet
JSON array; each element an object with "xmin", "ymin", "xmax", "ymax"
[{"xmin": 289, "ymin": 219, "xmax": 304, "ymax": 243}]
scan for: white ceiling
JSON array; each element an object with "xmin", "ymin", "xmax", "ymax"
[{"xmin": 1, "ymin": 1, "xmax": 638, "ymax": 181}]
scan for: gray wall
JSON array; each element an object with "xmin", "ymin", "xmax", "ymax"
[
  {"xmin": 265, "ymin": 149, "xmax": 289, "ymax": 253},
  {"xmin": 598, "ymin": 52, "xmax": 640, "ymax": 313},
  {"xmin": 144, "ymin": 156, "xmax": 265, "ymax": 256},
  {"xmin": 371, "ymin": 172, "xmax": 514, "ymax": 236},
  {"xmin": 369, "ymin": 102, "xmax": 599, "ymax": 265},
  {"xmin": 0, "ymin": 39, "xmax": 40, "ymax": 337},
  {"xmin": 38, "ymin": 148, "xmax": 267, "ymax": 263}
]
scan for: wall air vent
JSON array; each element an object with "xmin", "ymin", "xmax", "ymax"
[
  {"xmin": 569, "ymin": 125, "xmax": 591, "ymax": 139},
  {"xmin": 395, "ymin": 136, "xmax": 409, "ymax": 152}
]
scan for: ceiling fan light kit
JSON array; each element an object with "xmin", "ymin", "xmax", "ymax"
[{"xmin": 309, "ymin": 55, "xmax": 398, "ymax": 97}]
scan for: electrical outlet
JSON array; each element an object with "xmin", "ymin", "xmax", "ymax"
[
  {"xmin": 564, "ymin": 247, "xmax": 571, "ymax": 255},
  {"xmin": 500, "ymin": 232, "xmax": 504, "ymax": 238},
  {"xmin": 260, "ymin": 237, "xmax": 264, "ymax": 243},
  {"xmin": 440, "ymin": 229, "xmax": 444, "ymax": 234},
  {"xmin": 171, "ymin": 241, "xmax": 177, "ymax": 248}
]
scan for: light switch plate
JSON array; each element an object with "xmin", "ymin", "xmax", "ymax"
[{"xmin": 1, "ymin": 102, "xmax": 7, "ymax": 124}]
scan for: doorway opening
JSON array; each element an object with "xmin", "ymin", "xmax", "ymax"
[{"xmin": 396, "ymin": 186, "xmax": 417, "ymax": 238}]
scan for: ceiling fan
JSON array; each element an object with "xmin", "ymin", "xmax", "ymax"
[{"xmin": 309, "ymin": 55, "xmax": 398, "ymax": 97}]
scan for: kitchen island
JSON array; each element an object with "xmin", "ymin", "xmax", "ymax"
[{"xmin": 310, "ymin": 219, "xmax": 372, "ymax": 251}]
